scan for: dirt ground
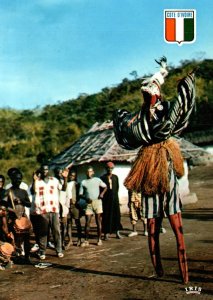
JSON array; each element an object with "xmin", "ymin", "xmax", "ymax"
[{"xmin": 0, "ymin": 164, "xmax": 212, "ymax": 300}]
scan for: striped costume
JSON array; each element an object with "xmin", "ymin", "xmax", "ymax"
[
  {"xmin": 141, "ymin": 163, "xmax": 182, "ymax": 219},
  {"xmin": 117, "ymin": 58, "xmax": 192, "ymax": 284},
  {"xmin": 113, "ymin": 72, "xmax": 195, "ymax": 150}
]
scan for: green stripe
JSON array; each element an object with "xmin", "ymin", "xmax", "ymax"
[{"xmin": 184, "ymin": 18, "xmax": 194, "ymax": 41}]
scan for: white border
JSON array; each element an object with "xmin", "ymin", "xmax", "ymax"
[{"xmin": 164, "ymin": 9, "xmax": 196, "ymax": 46}]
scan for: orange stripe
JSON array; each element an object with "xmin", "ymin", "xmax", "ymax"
[
  {"xmin": 165, "ymin": 18, "xmax": 176, "ymax": 41},
  {"xmin": 127, "ymin": 114, "xmax": 138, "ymax": 127}
]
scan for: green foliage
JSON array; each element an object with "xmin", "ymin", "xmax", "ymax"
[{"xmin": 0, "ymin": 59, "xmax": 212, "ymax": 182}]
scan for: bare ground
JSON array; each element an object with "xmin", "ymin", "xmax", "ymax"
[{"xmin": 0, "ymin": 164, "xmax": 212, "ymax": 300}]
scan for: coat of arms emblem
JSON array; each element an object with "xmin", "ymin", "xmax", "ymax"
[{"xmin": 164, "ymin": 9, "xmax": 196, "ymax": 45}]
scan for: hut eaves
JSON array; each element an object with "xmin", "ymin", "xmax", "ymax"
[{"xmin": 49, "ymin": 121, "xmax": 210, "ymax": 169}]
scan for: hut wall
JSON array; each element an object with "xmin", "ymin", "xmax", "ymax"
[
  {"xmin": 179, "ymin": 161, "xmax": 190, "ymax": 197},
  {"xmin": 73, "ymin": 162, "xmax": 129, "ymax": 214},
  {"xmin": 74, "ymin": 161, "xmax": 190, "ymax": 214}
]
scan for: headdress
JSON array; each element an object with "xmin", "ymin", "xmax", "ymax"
[
  {"xmin": 141, "ymin": 56, "xmax": 168, "ymax": 100},
  {"xmin": 106, "ymin": 161, "xmax": 115, "ymax": 169}
]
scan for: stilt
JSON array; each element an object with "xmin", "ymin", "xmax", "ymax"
[
  {"xmin": 147, "ymin": 217, "xmax": 164, "ymax": 277},
  {"xmin": 168, "ymin": 212, "xmax": 189, "ymax": 284}
]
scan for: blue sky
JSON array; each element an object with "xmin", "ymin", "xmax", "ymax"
[{"xmin": 0, "ymin": 0, "xmax": 212, "ymax": 110}]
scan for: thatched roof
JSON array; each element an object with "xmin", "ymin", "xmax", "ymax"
[
  {"xmin": 49, "ymin": 121, "xmax": 211, "ymax": 169},
  {"xmin": 183, "ymin": 129, "xmax": 213, "ymax": 145}
]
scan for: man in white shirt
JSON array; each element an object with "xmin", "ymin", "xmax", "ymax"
[{"xmin": 31, "ymin": 164, "xmax": 68, "ymax": 260}]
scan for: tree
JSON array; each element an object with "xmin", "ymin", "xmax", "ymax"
[{"xmin": 129, "ymin": 70, "xmax": 138, "ymax": 79}]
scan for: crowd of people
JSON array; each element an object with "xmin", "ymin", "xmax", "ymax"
[
  {"xmin": 0, "ymin": 146, "xmax": 187, "ymax": 284},
  {"xmin": 0, "ymin": 161, "xmax": 139, "ymax": 270}
]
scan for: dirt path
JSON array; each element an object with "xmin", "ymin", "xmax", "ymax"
[{"xmin": 0, "ymin": 164, "xmax": 212, "ymax": 300}]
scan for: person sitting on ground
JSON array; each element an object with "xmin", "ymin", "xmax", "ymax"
[
  {"xmin": 0, "ymin": 175, "xmax": 15, "ymax": 247},
  {"xmin": 0, "ymin": 200, "xmax": 16, "ymax": 270},
  {"xmin": 5, "ymin": 171, "xmax": 32, "ymax": 264}
]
